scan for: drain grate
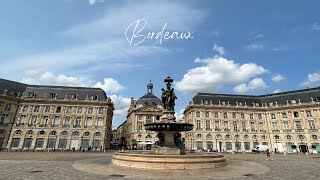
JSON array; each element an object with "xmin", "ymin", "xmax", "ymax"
[
  {"xmin": 244, "ymin": 174, "xmax": 255, "ymax": 177},
  {"xmin": 110, "ymin": 174, "xmax": 126, "ymax": 177},
  {"xmin": 29, "ymin": 171, "xmax": 43, "ymax": 173}
]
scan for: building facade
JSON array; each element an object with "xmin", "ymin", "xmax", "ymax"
[
  {"xmin": 0, "ymin": 78, "xmax": 114, "ymax": 151},
  {"xmin": 115, "ymin": 82, "xmax": 163, "ymax": 149},
  {"xmin": 184, "ymin": 87, "xmax": 320, "ymax": 154}
]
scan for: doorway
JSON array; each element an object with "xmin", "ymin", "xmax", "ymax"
[{"xmin": 299, "ymin": 144, "xmax": 308, "ymax": 153}]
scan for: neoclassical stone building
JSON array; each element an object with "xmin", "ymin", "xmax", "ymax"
[
  {"xmin": 0, "ymin": 78, "xmax": 114, "ymax": 151},
  {"xmin": 115, "ymin": 82, "xmax": 163, "ymax": 149},
  {"xmin": 184, "ymin": 87, "xmax": 320, "ymax": 153}
]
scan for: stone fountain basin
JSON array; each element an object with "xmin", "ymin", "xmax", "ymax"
[
  {"xmin": 112, "ymin": 151, "xmax": 227, "ymax": 170},
  {"xmin": 144, "ymin": 122, "xmax": 193, "ymax": 131}
]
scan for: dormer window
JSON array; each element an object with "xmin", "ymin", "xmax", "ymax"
[
  {"xmin": 291, "ymin": 100, "xmax": 296, "ymax": 104},
  {"xmin": 70, "ymin": 94, "xmax": 77, "ymax": 99},
  {"xmin": 49, "ymin": 93, "xmax": 57, "ymax": 99},
  {"xmin": 28, "ymin": 92, "xmax": 35, "ymax": 98},
  {"xmin": 91, "ymin": 95, "xmax": 98, "ymax": 100}
]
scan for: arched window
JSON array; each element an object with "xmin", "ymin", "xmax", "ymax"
[
  {"xmin": 286, "ymin": 135, "xmax": 292, "ymax": 140},
  {"xmin": 275, "ymin": 135, "xmax": 280, "ymax": 140},
  {"xmin": 244, "ymin": 135, "xmax": 249, "ymax": 139},
  {"xmin": 253, "ymin": 135, "xmax": 257, "ymax": 139},
  {"xmin": 49, "ymin": 131, "xmax": 56, "ymax": 136},
  {"xmin": 197, "ymin": 134, "xmax": 202, "ymax": 139},
  {"xmin": 234, "ymin": 134, "xmax": 240, "ymax": 139},
  {"xmin": 216, "ymin": 134, "xmax": 222, "ymax": 139},
  {"xmin": 27, "ymin": 130, "xmax": 33, "ymax": 135},
  {"xmin": 146, "ymin": 134, "xmax": 152, "ymax": 139},
  {"xmin": 61, "ymin": 131, "xmax": 68, "ymax": 136},
  {"xmin": 38, "ymin": 131, "xmax": 45, "ymax": 135},
  {"xmin": 83, "ymin": 132, "xmax": 90, "ymax": 136},
  {"xmin": 312, "ymin": 135, "xmax": 317, "ymax": 139},
  {"xmin": 225, "ymin": 134, "xmax": 231, "ymax": 139},
  {"xmin": 261, "ymin": 135, "xmax": 266, "ymax": 139},
  {"xmin": 206, "ymin": 134, "xmax": 213, "ymax": 140},
  {"xmin": 15, "ymin": 130, "xmax": 22, "ymax": 135},
  {"xmin": 94, "ymin": 132, "xmax": 101, "ymax": 137},
  {"xmin": 72, "ymin": 131, "xmax": 79, "ymax": 136},
  {"xmin": 298, "ymin": 135, "xmax": 304, "ymax": 139}
]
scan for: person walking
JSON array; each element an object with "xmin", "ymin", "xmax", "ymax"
[{"xmin": 266, "ymin": 149, "xmax": 273, "ymax": 160}]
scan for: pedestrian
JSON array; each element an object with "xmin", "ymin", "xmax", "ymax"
[{"xmin": 266, "ymin": 149, "xmax": 273, "ymax": 160}]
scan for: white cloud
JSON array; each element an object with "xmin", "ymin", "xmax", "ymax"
[
  {"xmin": 109, "ymin": 95, "xmax": 131, "ymax": 129},
  {"xmin": 245, "ymin": 43, "xmax": 264, "ymax": 50},
  {"xmin": 88, "ymin": 0, "xmax": 104, "ymax": 6},
  {"xmin": 21, "ymin": 70, "xmax": 92, "ymax": 87},
  {"xmin": 94, "ymin": 78, "xmax": 124, "ymax": 93},
  {"xmin": 175, "ymin": 108, "xmax": 185, "ymax": 121},
  {"xmin": 301, "ymin": 73, "xmax": 320, "ymax": 87},
  {"xmin": 312, "ymin": 22, "xmax": 320, "ymax": 31},
  {"xmin": 175, "ymin": 56, "xmax": 267, "ymax": 93},
  {"xmin": 272, "ymin": 74, "xmax": 285, "ymax": 82},
  {"xmin": 273, "ymin": 89, "xmax": 281, "ymax": 93},
  {"xmin": 233, "ymin": 78, "xmax": 267, "ymax": 94},
  {"xmin": 212, "ymin": 43, "xmax": 225, "ymax": 56}
]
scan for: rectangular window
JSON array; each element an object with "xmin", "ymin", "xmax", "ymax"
[
  {"xmin": 31, "ymin": 115, "xmax": 37, "ymax": 125},
  {"xmin": 224, "ymin": 121, "xmax": 229, "ymax": 130},
  {"xmin": 242, "ymin": 121, "xmax": 246, "ymax": 131},
  {"xmin": 66, "ymin": 107, "xmax": 72, "ymax": 113},
  {"xmin": 4, "ymin": 104, "xmax": 11, "ymax": 111},
  {"xmin": 306, "ymin": 111, "xmax": 312, "ymax": 117},
  {"xmin": 64, "ymin": 116, "xmax": 70, "ymax": 127},
  {"xmin": 250, "ymin": 122, "xmax": 255, "ymax": 130},
  {"xmin": 226, "ymin": 142, "xmax": 232, "ymax": 150},
  {"xmin": 56, "ymin": 106, "xmax": 61, "ymax": 113},
  {"xmin": 233, "ymin": 121, "xmax": 238, "ymax": 131},
  {"xmin": 244, "ymin": 142, "xmax": 250, "ymax": 151},
  {"xmin": 19, "ymin": 115, "xmax": 26, "ymax": 124},
  {"xmin": 97, "ymin": 117, "xmax": 103, "ymax": 127},
  {"xmin": 283, "ymin": 121, "xmax": 289, "ymax": 130},
  {"xmin": 22, "ymin": 105, "xmax": 28, "ymax": 112},
  {"xmin": 249, "ymin": 114, "xmax": 253, "ymax": 119},
  {"xmin": 138, "ymin": 121, "xmax": 142, "ymax": 130},
  {"xmin": 75, "ymin": 117, "xmax": 81, "ymax": 127},
  {"xmin": 215, "ymin": 121, "xmax": 220, "ymax": 130},
  {"xmin": 295, "ymin": 121, "xmax": 302, "ymax": 130},
  {"xmin": 309, "ymin": 120, "xmax": 316, "ymax": 129},
  {"xmin": 258, "ymin": 113, "xmax": 262, "ymax": 119},
  {"xmin": 47, "ymin": 139, "xmax": 56, "ymax": 149},
  {"xmin": 58, "ymin": 139, "xmax": 67, "ymax": 149},
  {"xmin": 98, "ymin": 107, "xmax": 104, "ymax": 114},
  {"xmin": 206, "ymin": 120, "xmax": 210, "ymax": 130},
  {"xmin": 44, "ymin": 106, "xmax": 50, "ymax": 113},
  {"xmin": 53, "ymin": 116, "xmax": 60, "ymax": 126},
  {"xmin": 205, "ymin": 112, "xmax": 209, "ymax": 118},
  {"xmin": 271, "ymin": 113, "xmax": 276, "ymax": 119},
  {"xmin": 88, "ymin": 107, "xmax": 93, "ymax": 114},
  {"xmin": 272, "ymin": 122, "xmax": 278, "ymax": 130},
  {"xmin": 11, "ymin": 138, "xmax": 20, "ymax": 149},
  {"xmin": 214, "ymin": 112, "xmax": 218, "ymax": 119},
  {"xmin": 86, "ymin": 117, "xmax": 92, "ymax": 128},
  {"xmin": 282, "ymin": 112, "xmax": 287, "ymax": 119},
  {"xmin": 196, "ymin": 111, "xmax": 200, "ymax": 117},
  {"xmin": 197, "ymin": 120, "xmax": 201, "ymax": 130},
  {"xmin": 34, "ymin": 106, "xmax": 39, "ymax": 112},
  {"xmin": 232, "ymin": 112, "xmax": 236, "ymax": 118},
  {"xmin": 223, "ymin": 112, "xmax": 228, "ymax": 119},
  {"xmin": 241, "ymin": 113, "xmax": 244, "ymax": 119},
  {"xmin": 293, "ymin": 111, "xmax": 299, "ymax": 118},
  {"xmin": 259, "ymin": 122, "xmax": 264, "ymax": 130},
  {"xmin": 43, "ymin": 116, "xmax": 49, "ymax": 126},
  {"xmin": 35, "ymin": 138, "xmax": 44, "ymax": 149},
  {"xmin": 1, "ymin": 114, "xmax": 9, "ymax": 124},
  {"xmin": 77, "ymin": 107, "xmax": 83, "ymax": 114}
]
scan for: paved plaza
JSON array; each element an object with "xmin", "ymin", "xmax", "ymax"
[{"xmin": 0, "ymin": 151, "xmax": 319, "ymax": 179}]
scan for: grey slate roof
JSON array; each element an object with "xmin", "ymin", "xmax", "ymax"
[
  {"xmin": 192, "ymin": 86, "xmax": 320, "ymax": 106},
  {"xmin": 135, "ymin": 93, "xmax": 161, "ymax": 107},
  {"xmin": 0, "ymin": 78, "xmax": 107, "ymax": 101}
]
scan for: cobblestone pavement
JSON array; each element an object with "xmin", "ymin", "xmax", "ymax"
[{"xmin": 0, "ymin": 151, "xmax": 319, "ymax": 179}]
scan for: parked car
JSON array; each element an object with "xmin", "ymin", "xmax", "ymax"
[{"xmin": 253, "ymin": 145, "xmax": 269, "ymax": 152}]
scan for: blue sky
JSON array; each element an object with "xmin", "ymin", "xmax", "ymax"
[{"xmin": 1, "ymin": 0, "xmax": 320, "ymax": 129}]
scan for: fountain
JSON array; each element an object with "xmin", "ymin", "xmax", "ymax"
[{"xmin": 112, "ymin": 77, "xmax": 227, "ymax": 170}]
